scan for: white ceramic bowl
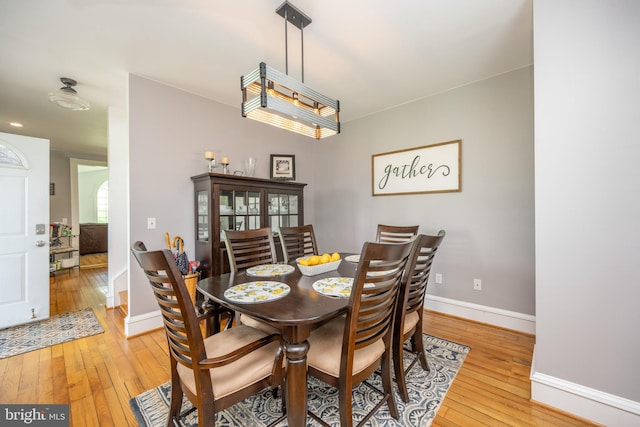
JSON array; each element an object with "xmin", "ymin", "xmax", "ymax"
[{"xmin": 296, "ymin": 257, "xmax": 341, "ymax": 276}]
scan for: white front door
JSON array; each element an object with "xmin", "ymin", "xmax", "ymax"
[{"xmin": 0, "ymin": 132, "xmax": 50, "ymax": 328}]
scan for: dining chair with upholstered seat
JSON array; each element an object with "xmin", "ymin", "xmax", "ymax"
[
  {"xmin": 376, "ymin": 224, "xmax": 419, "ymax": 244},
  {"xmin": 393, "ymin": 230, "xmax": 445, "ymax": 403},
  {"xmin": 224, "ymin": 227, "xmax": 281, "ymax": 334},
  {"xmin": 278, "ymin": 224, "xmax": 319, "ymax": 263},
  {"xmin": 131, "ymin": 241, "xmax": 285, "ymax": 427},
  {"xmin": 306, "ymin": 240, "xmax": 415, "ymax": 427},
  {"xmin": 224, "ymin": 227, "xmax": 278, "ymax": 272}
]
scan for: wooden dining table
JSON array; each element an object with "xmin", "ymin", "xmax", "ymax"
[{"xmin": 196, "ymin": 254, "xmax": 358, "ymax": 427}]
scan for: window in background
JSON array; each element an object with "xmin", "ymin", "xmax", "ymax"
[{"xmin": 97, "ymin": 181, "xmax": 108, "ymax": 223}]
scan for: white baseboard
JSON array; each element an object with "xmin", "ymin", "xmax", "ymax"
[
  {"xmin": 105, "ymin": 293, "xmax": 115, "ymax": 309},
  {"xmin": 124, "ymin": 309, "xmax": 163, "ymax": 337},
  {"xmin": 424, "ymin": 294, "xmax": 536, "ymax": 334},
  {"xmin": 125, "ymin": 295, "xmax": 533, "ymax": 337},
  {"xmin": 110, "ymin": 267, "xmax": 128, "ymax": 307},
  {"xmin": 531, "ymin": 347, "xmax": 640, "ymax": 426}
]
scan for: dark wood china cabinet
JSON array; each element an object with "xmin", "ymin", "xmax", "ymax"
[{"xmin": 191, "ymin": 173, "xmax": 306, "ymax": 278}]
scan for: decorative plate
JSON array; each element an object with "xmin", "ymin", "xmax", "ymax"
[
  {"xmin": 312, "ymin": 277, "xmax": 354, "ymax": 298},
  {"xmin": 345, "ymin": 254, "xmax": 383, "ymax": 264},
  {"xmin": 366, "ymin": 268, "xmax": 399, "ymax": 277},
  {"xmin": 246, "ymin": 264, "xmax": 295, "ymax": 277},
  {"xmin": 224, "ymin": 281, "xmax": 290, "ymax": 303},
  {"xmin": 312, "ymin": 277, "xmax": 376, "ymax": 298}
]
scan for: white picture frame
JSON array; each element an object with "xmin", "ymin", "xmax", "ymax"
[{"xmin": 372, "ymin": 140, "xmax": 461, "ymax": 196}]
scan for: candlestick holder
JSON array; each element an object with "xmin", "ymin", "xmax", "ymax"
[
  {"xmin": 221, "ymin": 162, "xmax": 230, "ymax": 174},
  {"xmin": 204, "ymin": 151, "xmax": 218, "ymax": 172}
]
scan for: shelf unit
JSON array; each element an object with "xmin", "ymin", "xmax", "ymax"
[
  {"xmin": 50, "ymin": 234, "xmax": 79, "ymax": 274},
  {"xmin": 191, "ymin": 173, "xmax": 306, "ymax": 279}
]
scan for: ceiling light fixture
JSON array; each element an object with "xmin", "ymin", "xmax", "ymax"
[
  {"xmin": 48, "ymin": 77, "xmax": 91, "ymax": 111},
  {"xmin": 241, "ymin": 1, "xmax": 340, "ymax": 140}
]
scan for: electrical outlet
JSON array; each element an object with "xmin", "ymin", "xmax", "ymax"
[
  {"xmin": 435, "ymin": 273, "xmax": 443, "ymax": 284},
  {"xmin": 473, "ymin": 278, "xmax": 482, "ymax": 290},
  {"xmin": 147, "ymin": 217, "xmax": 156, "ymax": 229}
]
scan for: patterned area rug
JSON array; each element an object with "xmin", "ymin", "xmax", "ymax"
[
  {"xmin": 130, "ymin": 334, "xmax": 470, "ymax": 426},
  {"xmin": 0, "ymin": 308, "xmax": 104, "ymax": 359}
]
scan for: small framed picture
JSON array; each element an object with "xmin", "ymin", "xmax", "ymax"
[{"xmin": 270, "ymin": 154, "xmax": 295, "ymax": 180}]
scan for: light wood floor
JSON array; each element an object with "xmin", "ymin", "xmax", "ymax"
[
  {"xmin": 0, "ymin": 266, "xmax": 597, "ymax": 426},
  {"xmin": 79, "ymin": 252, "xmax": 108, "ymax": 269}
]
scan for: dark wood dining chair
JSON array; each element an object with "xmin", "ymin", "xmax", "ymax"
[
  {"xmin": 306, "ymin": 240, "xmax": 415, "ymax": 427},
  {"xmin": 278, "ymin": 224, "xmax": 319, "ymax": 263},
  {"xmin": 131, "ymin": 241, "xmax": 285, "ymax": 427},
  {"xmin": 223, "ymin": 228, "xmax": 280, "ymax": 334},
  {"xmin": 393, "ymin": 230, "xmax": 445, "ymax": 403},
  {"xmin": 224, "ymin": 227, "xmax": 277, "ymax": 272},
  {"xmin": 376, "ymin": 224, "xmax": 419, "ymax": 244}
]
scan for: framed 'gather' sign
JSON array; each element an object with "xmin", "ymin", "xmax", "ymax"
[{"xmin": 372, "ymin": 140, "xmax": 461, "ymax": 196}]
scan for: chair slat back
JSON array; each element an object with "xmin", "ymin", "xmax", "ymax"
[
  {"xmin": 402, "ymin": 231, "xmax": 445, "ymax": 315},
  {"xmin": 224, "ymin": 228, "xmax": 277, "ymax": 272},
  {"xmin": 347, "ymin": 241, "xmax": 414, "ymax": 352},
  {"xmin": 376, "ymin": 224, "xmax": 419, "ymax": 244},
  {"xmin": 131, "ymin": 241, "xmax": 205, "ymax": 369},
  {"xmin": 278, "ymin": 224, "xmax": 319, "ymax": 263}
]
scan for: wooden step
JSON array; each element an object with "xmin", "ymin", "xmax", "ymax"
[{"xmin": 118, "ymin": 290, "xmax": 128, "ymax": 317}]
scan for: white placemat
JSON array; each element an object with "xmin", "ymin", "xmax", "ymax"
[
  {"xmin": 246, "ymin": 264, "xmax": 295, "ymax": 277},
  {"xmin": 312, "ymin": 277, "xmax": 354, "ymax": 298},
  {"xmin": 345, "ymin": 255, "xmax": 383, "ymax": 265},
  {"xmin": 224, "ymin": 281, "xmax": 290, "ymax": 303},
  {"xmin": 366, "ymin": 268, "xmax": 399, "ymax": 277}
]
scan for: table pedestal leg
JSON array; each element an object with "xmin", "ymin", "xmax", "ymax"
[{"xmin": 284, "ymin": 339, "xmax": 310, "ymax": 427}]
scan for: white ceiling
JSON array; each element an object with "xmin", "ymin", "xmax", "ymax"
[{"xmin": 0, "ymin": 0, "xmax": 532, "ymax": 157}]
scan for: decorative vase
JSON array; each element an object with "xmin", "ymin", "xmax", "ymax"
[{"xmin": 245, "ymin": 157, "xmax": 256, "ymax": 177}]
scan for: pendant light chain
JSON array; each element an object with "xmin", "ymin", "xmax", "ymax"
[
  {"xmin": 283, "ymin": 8, "xmax": 305, "ymax": 83},
  {"xmin": 284, "ymin": 9, "xmax": 289, "ymax": 75}
]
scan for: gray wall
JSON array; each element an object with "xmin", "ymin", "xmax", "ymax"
[
  {"xmin": 128, "ymin": 74, "xmax": 317, "ymax": 316},
  {"xmin": 49, "ymin": 151, "xmax": 71, "ymax": 224},
  {"xmin": 49, "ymin": 152, "xmax": 108, "ymax": 226},
  {"xmin": 534, "ymin": 0, "xmax": 640, "ymax": 405},
  {"xmin": 313, "ymin": 67, "xmax": 535, "ymax": 315},
  {"xmin": 127, "ymin": 68, "xmax": 534, "ymax": 319},
  {"xmin": 62, "ymin": 67, "xmax": 536, "ymax": 340},
  {"xmin": 78, "ymin": 167, "xmax": 108, "ymax": 223}
]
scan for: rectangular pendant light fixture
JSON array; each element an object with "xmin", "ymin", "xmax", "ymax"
[{"xmin": 240, "ymin": 1, "xmax": 340, "ymax": 140}]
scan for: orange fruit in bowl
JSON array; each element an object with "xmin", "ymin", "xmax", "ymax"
[
  {"xmin": 307, "ymin": 255, "xmax": 320, "ymax": 266},
  {"xmin": 298, "ymin": 258, "xmax": 309, "ymax": 266},
  {"xmin": 330, "ymin": 252, "xmax": 341, "ymax": 261},
  {"xmin": 320, "ymin": 253, "xmax": 331, "ymax": 264}
]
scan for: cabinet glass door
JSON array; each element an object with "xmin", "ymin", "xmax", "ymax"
[
  {"xmin": 197, "ymin": 190, "xmax": 209, "ymax": 241},
  {"xmin": 220, "ymin": 189, "xmax": 261, "ymax": 237},
  {"xmin": 246, "ymin": 191, "xmax": 261, "ymax": 229},
  {"xmin": 268, "ymin": 192, "xmax": 299, "ymax": 230}
]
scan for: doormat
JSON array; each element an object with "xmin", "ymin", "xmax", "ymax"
[
  {"xmin": 130, "ymin": 334, "xmax": 470, "ymax": 426},
  {"xmin": 0, "ymin": 307, "xmax": 104, "ymax": 359}
]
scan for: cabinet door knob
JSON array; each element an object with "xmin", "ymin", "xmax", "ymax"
[{"xmin": 36, "ymin": 240, "xmax": 46, "ymax": 247}]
